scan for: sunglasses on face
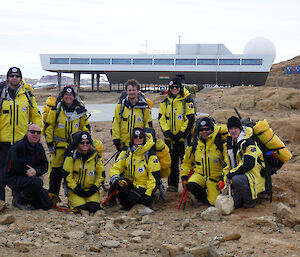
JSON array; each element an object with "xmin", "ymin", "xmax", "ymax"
[
  {"xmin": 28, "ymin": 130, "xmax": 41, "ymax": 135},
  {"xmin": 199, "ymin": 127, "xmax": 211, "ymax": 132},
  {"xmin": 133, "ymin": 135, "xmax": 144, "ymax": 139},
  {"xmin": 9, "ymin": 75, "xmax": 21, "ymax": 78},
  {"xmin": 79, "ymin": 141, "xmax": 90, "ymax": 145},
  {"xmin": 169, "ymin": 85, "xmax": 180, "ymax": 89}
]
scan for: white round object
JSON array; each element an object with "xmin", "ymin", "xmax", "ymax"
[{"xmin": 243, "ymin": 37, "xmax": 276, "ymax": 60}]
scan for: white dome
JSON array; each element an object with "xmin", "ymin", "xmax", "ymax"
[{"xmin": 243, "ymin": 37, "xmax": 276, "ymax": 61}]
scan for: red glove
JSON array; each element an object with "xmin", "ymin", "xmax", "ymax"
[{"xmin": 217, "ymin": 180, "xmax": 225, "ymax": 191}]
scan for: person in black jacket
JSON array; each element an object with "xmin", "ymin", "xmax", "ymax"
[{"xmin": 5, "ymin": 124, "xmax": 52, "ymax": 210}]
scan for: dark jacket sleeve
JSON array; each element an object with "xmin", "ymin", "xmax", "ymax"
[
  {"xmin": 35, "ymin": 145, "xmax": 49, "ymax": 176},
  {"xmin": 5, "ymin": 142, "xmax": 27, "ymax": 177}
]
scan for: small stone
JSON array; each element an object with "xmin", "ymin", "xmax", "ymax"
[
  {"xmin": 129, "ymin": 229, "xmax": 151, "ymax": 239},
  {"xmin": 0, "ymin": 214, "xmax": 15, "ymax": 225},
  {"xmin": 275, "ymin": 202, "xmax": 294, "ymax": 219},
  {"xmin": 130, "ymin": 236, "xmax": 142, "ymax": 243},
  {"xmin": 65, "ymin": 231, "xmax": 85, "ymax": 239},
  {"xmin": 182, "ymin": 219, "xmax": 190, "ymax": 229},
  {"xmin": 104, "ymin": 220, "xmax": 117, "ymax": 231},
  {"xmin": 201, "ymin": 207, "xmax": 222, "ymax": 221},
  {"xmin": 223, "ymin": 233, "xmax": 241, "ymax": 241},
  {"xmin": 61, "ymin": 254, "xmax": 73, "ymax": 257},
  {"xmin": 0, "ymin": 200, "xmax": 5, "ymax": 212},
  {"xmin": 138, "ymin": 207, "xmax": 154, "ymax": 216},
  {"xmin": 102, "ymin": 240, "xmax": 120, "ymax": 248},
  {"xmin": 90, "ymin": 245, "xmax": 102, "ymax": 252},
  {"xmin": 141, "ymin": 215, "xmax": 151, "ymax": 224},
  {"xmin": 293, "ymin": 224, "xmax": 300, "ymax": 232},
  {"xmin": 161, "ymin": 244, "xmax": 185, "ymax": 257},
  {"xmin": 16, "ymin": 245, "xmax": 29, "ymax": 253},
  {"xmin": 189, "ymin": 244, "xmax": 219, "ymax": 257}
]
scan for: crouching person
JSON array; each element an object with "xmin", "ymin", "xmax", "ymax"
[
  {"xmin": 5, "ymin": 124, "xmax": 52, "ymax": 210},
  {"xmin": 181, "ymin": 117, "xmax": 225, "ymax": 207},
  {"xmin": 109, "ymin": 128, "xmax": 160, "ymax": 211},
  {"xmin": 63, "ymin": 131, "xmax": 104, "ymax": 213},
  {"xmin": 223, "ymin": 116, "xmax": 265, "ymax": 209}
]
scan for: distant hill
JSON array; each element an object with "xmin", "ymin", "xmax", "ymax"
[{"xmin": 265, "ymin": 55, "xmax": 300, "ymax": 88}]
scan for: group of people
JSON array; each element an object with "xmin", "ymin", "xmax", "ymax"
[{"xmin": 0, "ymin": 67, "xmax": 266, "ymax": 214}]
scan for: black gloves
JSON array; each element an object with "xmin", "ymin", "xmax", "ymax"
[
  {"xmin": 141, "ymin": 195, "xmax": 152, "ymax": 207},
  {"xmin": 73, "ymin": 185, "xmax": 99, "ymax": 197},
  {"xmin": 113, "ymin": 139, "xmax": 121, "ymax": 151},
  {"xmin": 163, "ymin": 130, "xmax": 172, "ymax": 139}
]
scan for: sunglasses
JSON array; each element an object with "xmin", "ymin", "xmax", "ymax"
[
  {"xmin": 9, "ymin": 75, "xmax": 21, "ymax": 78},
  {"xmin": 133, "ymin": 135, "xmax": 144, "ymax": 139},
  {"xmin": 28, "ymin": 130, "xmax": 41, "ymax": 135},
  {"xmin": 199, "ymin": 127, "xmax": 211, "ymax": 132},
  {"xmin": 169, "ymin": 85, "xmax": 180, "ymax": 89},
  {"xmin": 79, "ymin": 141, "xmax": 90, "ymax": 145}
]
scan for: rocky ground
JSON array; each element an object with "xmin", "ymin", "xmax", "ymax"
[{"xmin": 0, "ymin": 85, "xmax": 299, "ymax": 257}]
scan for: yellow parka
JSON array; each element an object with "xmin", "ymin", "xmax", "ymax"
[
  {"xmin": 45, "ymin": 102, "xmax": 90, "ymax": 149},
  {"xmin": 109, "ymin": 133, "xmax": 160, "ymax": 197},
  {"xmin": 159, "ymin": 87, "xmax": 195, "ymax": 141},
  {"xmin": 64, "ymin": 150, "xmax": 105, "ymax": 191},
  {"xmin": 223, "ymin": 127, "xmax": 266, "ymax": 199},
  {"xmin": 181, "ymin": 125, "xmax": 225, "ymax": 181},
  {"xmin": 0, "ymin": 82, "xmax": 42, "ymax": 144},
  {"xmin": 112, "ymin": 98, "xmax": 152, "ymax": 147}
]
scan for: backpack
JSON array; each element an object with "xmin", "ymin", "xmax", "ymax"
[{"xmin": 237, "ymin": 118, "xmax": 292, "ymax": 201}]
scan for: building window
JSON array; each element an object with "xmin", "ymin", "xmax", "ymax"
[
  {"xmin": 112, "ymin": 58, "xmax": 131, "ymax": 64},
  {"xmin": 91, "ymin": 58, "xmax": 110, "ymax": 64},
  {"xmin": 242, "ymin": 59, "xmax": 263, "ymax": 65},
  {"xmin": 154, "ymin": 59, "xmax": 174, "ymax": 65},
  {"xmin": 197, "ymin": 59, "xmax": 218, "ymax": 65},
  {"xmin": 133, "ymin": 59, "xmax": 152, "ymax": 65},
  {"xmin": 50, "ymin": 58, "xmax": 69, "ymax": 64},
  {"xmin": 70, "ymin": 58, "xmax": 90, "ymax": 64},
  {"xmin": 219, "ymin": 59, "xmax": 240, "ymax": 65},
  {"xmin": 175, "ymin": 59, "xmax": 196, "ymax": 65}
]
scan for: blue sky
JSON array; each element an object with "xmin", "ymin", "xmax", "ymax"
[{"xmin": 0, "ymin": 0, "xmax": 299, "ymax": 78}]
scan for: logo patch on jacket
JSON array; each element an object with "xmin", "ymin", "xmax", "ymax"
[
  {"xmin": 153, "ymin": 158, "xmax": 158, "ymax": 163},
  {"xmin": 177, "ymin": 114, "xmax": 183, "ymax": 120},
  {"xmin": 138, "ymin": 167, "xmax": 144, "ymax": 173},
  {"xmin": 137, "ymin": 117, "xmax": 142, "ymax": 122},
  {"xmin": 75, "ymin": 123, "xmax": 79, "ymax": 128},
  {"xmin": 89, "ymin": 171, "xmax": 94, "ymax": 176},
  {"xmin": 251, "ymin": 147, "xmax": 256, "ymax": 152},
  {"xmin": 213, "ymin": 158, "xmax": 218, "ymax": 163},
  {"xmin": 22, "ymin": 107, "xmax": 26, "ymax": 112},
  {"xmin": 189, "ymin": 103, "xmax": 194, "ymax": 108}
]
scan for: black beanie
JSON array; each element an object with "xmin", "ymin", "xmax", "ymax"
[
  {"xmin": 72, "ymin": 131, "xmax": 92, "ymax": 147},
  {"xmin": 169, "ymin": 77, "xmax": 182, "ymax": 87},
  {"xmin": 7, "ymin": 67, "xmax": 22, "ymax": 79},
  {"xmin": 62, "ymin": 86, "xmax": 76, "ymax": 97},
  {"xmin": 198, "ymin": 117, "xmax": 214, "ymax": 129},
  {"xmin": 227, "ymin": 116, "xmax": 243, "ymax": 130}
]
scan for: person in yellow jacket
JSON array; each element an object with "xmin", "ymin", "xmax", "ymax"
[
  {"xmin": 109, "ymin": 127, "xmax": 160, "ymax": 210},
  {"xmin": 159, "ymin": 77, "xmax": 195, "ymax": 192},
  {"xmin": 44, "ymin": 86, "xmax": 90, "ymax": 204},
  {"xmin": 63, "ymin": 131, "xmax": 104, "ymax": 213},
  {"xmin": 112, "ymin": 79, "xmax": 152, "ymax": 151},
  {"xmin": 181, "ymin": 117, "xmax": 226, "ymax": 206},
  {"xmin": 0, "ymin": 67, "xmax": 42, "ymax": 201},
  {"xmin": 223, "ymin": 116, "xmax": 265, "ymax": 209}
]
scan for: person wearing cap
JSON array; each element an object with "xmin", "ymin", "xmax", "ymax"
[
  {"xmin": 109, "ymin": 127, "xmax": 160, "ymax": 210},
  {"xmin": 112, "ymin": 79, "xmax": 152, "ymax": 151},
  {"xmin": 44, "ymin": 86, "xmax": 90, "ymax": 205},
  {"xmin": 5, "ymin": 124, "xmax": 52, "ymax": 210},
  {"xmin": 159, "ymin": 77, "xmax": 195, "ymax": 192},
  {"xmin": 0, "ymin": 67, "xmax": 42, "ymax": 201},
  {"xmin": 63, "ymin": 131, "xmax": 104, "ymax": 213},
  {"xmin": 181, "ymin": 117, "xmax": 226, "ymax": 206},
  {"xmin": 223, "ymin": 116, "xmax": 265, "ymax": 209}
]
